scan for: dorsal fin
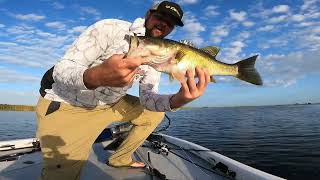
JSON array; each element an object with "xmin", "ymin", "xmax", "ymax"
[
  {"xmin": 200, "ymin": 46, "xmax": 220, "ymax": 57},
  {"xmin": 179, "ymin": 40, "xmax": 196, "ymax": 47}
]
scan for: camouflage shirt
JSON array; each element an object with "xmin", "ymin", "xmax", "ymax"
[{"xmin": 43, "ymin": 18, "xmax": 174, "ymax": 112}]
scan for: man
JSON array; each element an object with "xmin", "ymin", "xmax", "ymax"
[{"xmin": 36, "ymin": 1, "xmax": 210, "ymax": 179}]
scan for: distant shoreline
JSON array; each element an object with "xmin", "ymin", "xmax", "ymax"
[
  {"xmin": 0, "ymin": 102, "xmax": 318, "ymax": 112},
  {"xmin": 0, "ymin": 104, "xmax": 35, "ymax": 112},
  {"xmin": 182, "ymin": 102, "xmax": 320, "ymax": 110}
]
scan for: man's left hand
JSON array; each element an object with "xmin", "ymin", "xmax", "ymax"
[{"xmin": 170, "ymin": 67, "xmax": 210, "ymax": 109}]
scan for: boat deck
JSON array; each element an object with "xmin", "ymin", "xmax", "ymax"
[{"xmin": 0, "ymin": 137, "xmax": 224, "ymax": 180}]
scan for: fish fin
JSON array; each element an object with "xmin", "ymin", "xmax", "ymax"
[
  {"xmin": 125, "ymin": 33, "xmax": 138, "ymax": 44},
  {"xmin": 171, "ymin": 72, "xmax": 185, "ymax": 82},
  {"xmin": 175, "ymin": 51, "xmax": 186, "ymax": 60},
  {"xmin": 236, "ymin": 55, "xmax": 263, "ymax": 85},
  {"xmin": 169, "ymin": 73, "xmax": 175, "ymax": 82},
  {"xmin": 210, "ymin": 76, "xmax": 216, "ymax": 83},
  {"xmin": 200, "ymin": 46, "xmax": 220, "ymax": 57},
  {"xmin": 179, "ymin": 40, "xmax": 196, "ymax": 47},
  {"xmin": 125, "ymin": 33, "xmax": 139, "ymax": 58}
]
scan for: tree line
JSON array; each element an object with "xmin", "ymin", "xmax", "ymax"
[{"xmin": 0, "ymin": 104, "xmax": 35, "ymax": 111}]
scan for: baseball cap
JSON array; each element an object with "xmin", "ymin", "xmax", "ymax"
[{"xmin": 150, "ymin": 1, "xmax": 184, "ymax": 26}]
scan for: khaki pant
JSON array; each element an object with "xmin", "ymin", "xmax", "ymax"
[{"xmin": 36, "ymin": 95, "xmax": 164, "ymax": 180}]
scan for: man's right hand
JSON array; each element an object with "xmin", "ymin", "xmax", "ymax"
[{"xmin": 83, "ymin": 54, "xmax": 144, "ymax": 89}]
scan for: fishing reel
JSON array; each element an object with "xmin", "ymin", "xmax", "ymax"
[{"xmin": 150, "ymin": 140, "xmax": 169, "ymax": 156}]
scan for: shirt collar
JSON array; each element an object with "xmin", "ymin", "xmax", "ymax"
[{"xmin": 129, "ymin": 18, "xmax": 145, "ymax": 36}]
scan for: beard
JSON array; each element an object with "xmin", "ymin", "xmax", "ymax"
[
  {"xmin": 145, "ymin": 26, "xmax": 166, "ymax": 38},
  {"xmin": 145, "ymin": 17, "xmax": 167, "ymax": 38}
]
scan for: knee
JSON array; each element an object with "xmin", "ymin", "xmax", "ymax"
[
  {"xmin": 131, "ymin": 110, "xmax": 165, "ymax": 126},
  {"xmin": 145, "ymin": 110, "xmax": 165, "ymax": 124}
]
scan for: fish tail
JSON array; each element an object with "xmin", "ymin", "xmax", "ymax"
[{"xmin": 235, "ymin": 55, "xmax": 263, "ymax": 85}]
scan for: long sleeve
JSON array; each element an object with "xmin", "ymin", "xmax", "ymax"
[
  {"xmin": 53, "ymin": 20, "xmax": 112, "ymax": 90},
  {"xmin": 139, "ymin": 65, "xmax": 174, "ymax": 112},
  {"xmin": 43, "ymin": 18, "xmax": 150, "ymax": 107}
]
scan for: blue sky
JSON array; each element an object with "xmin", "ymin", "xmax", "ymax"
[{"xmin": 0, "ymin": 0, "xmax": 319, "ymax": 107}]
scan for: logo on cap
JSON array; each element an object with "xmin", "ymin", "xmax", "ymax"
[{"xmin": 165, "ymin": 5, "xmax": 181, "ymax": 17}]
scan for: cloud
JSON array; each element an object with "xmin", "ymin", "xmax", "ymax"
[
  {"xmin": 243, "ymin": 21, "xmax": 254, "ymax": 27},
  {"xmin": 259, "ymin": 37, "xmax": 289, "ymax": 49},
  {"xmin": 0, "ymin": 24, "xmax": 5, "ymax": 28},
  {"xmin": 177, "ymin": 0, "xmax": 198, "ymax": 5},
  {"xmin": 204, "ymin": 5, "xmax": 220, "ymax": 17},
  {"xmin": 79, "ymin": 6, "xmax": 101, "ymax": 19},
  {"xmin": 307, "ymin": 12, "xmax": 320, "ymax": 19},
  {"xmin": 301, "ymin": 0, "xmax": 318, "ymax": 11},
  {"xmin": 229, "ymin": 10, "xmax": 247, "ymax": 22},
  {"xmin": 258, "ymin": 25, "xmax": 274, "ymax": 32},
  {"xmin": 0, "ymin": 55, "xmax": 44, "ymax": 67},
  {"xmin": 268, "ymin": 15, "xmax": 288, "ymax": 23},
  {"xmin": 213, "ymin": 30, "xmax": 251, "ymax": 65},
  {"xmin": 0, "ymin": 24, "xmax": 74, "ymax": 69},
  {"xmin": 184, "ymin": 17, "xmax": 205, "ymax": 32},
  {"xmin": 182, "ymin": 13, "xmax": 206, "ymax": 46},
  {"xmin": 291, "ymin": 14, "xmax": 305, "ymax": 22},
  {"xmin": 312, "ymin": 27, "xmax": 320, "ymax": 33},
  {"xmin": 256, "ymin": 6, "xmax": 320, "ymax": 52},
  {"xmin": 272, "ymin": 5, "xmax": 290, "ymax": 13},
  {"xmin": 7, "ymin": 24, "xmax": 35, "ymax": 35},
  {"xmin": 297, "ymin": 22, "xmax": 315, "ymax": 27},
  {"xmin": 238, "ymin": 32, "xmax": 251, "ymax": 39},
  {"xmin": 301, "ymin": 37, "xmax": 320, "ymax": 48},
  {"xmin": 260, "ymin": 50, "xmax": 320, "ymax": 87},
  {"xmin": 228, "ymin": 10, "xmax": 255, "ymax": 27},
  {"xmin": 36, "ymin": 30, "xmax": 56, "ymax": 38},
  {"xmin": 0, "ymin": 68, "xmax": 40, "ymax": 83},
  {"xmin": 293, "ymin": 22, "xmax": 320, "ymax": 51},
  {"xmin": 0, "ymin": 42, "xmax": 17, "ymax": 46},
  {"xmin": 214, "ymin": 50, "xmax": 320, "ymax": 88},
  {"xmin": 253, "ymin": 4, "xmax": 291, "ymax": 23},
  {"xmin": 14, "ymin": 13, "xmax": 45, "ymax": 21},
  {"xmin": 68, "ymin": 26, "xmax": 87, "ymax": 34},
  {"xmin": 210, "ymin": 25, "xmax": 229, "ymax": 43},
  {"xmin": 52, "ymin": 2, "xmax": 65, "ymax": 9},
  {"xmin": 45, "ymin": 21, "xmax": 66, "ymax": 30},
  {"xmin": 223, "ymin": 41, "xmax": 246, "ymax": 62}
]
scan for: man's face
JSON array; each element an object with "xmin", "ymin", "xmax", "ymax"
[{"xmin": 145, "ymin": 11, "xmax": 176, "ymax": 38}]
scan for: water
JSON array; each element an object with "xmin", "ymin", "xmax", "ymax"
[
  {"xmin": 0, "ymin": 111, "xmax": 36, "ymax": 140},
  {"xmin": 1, "ymin": 104, "xmax": 320, "ymax": 180}
]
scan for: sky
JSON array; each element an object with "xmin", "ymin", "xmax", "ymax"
[{"xmin": 0, "ymin": 0, "xmax": 319, "ymax": 107}]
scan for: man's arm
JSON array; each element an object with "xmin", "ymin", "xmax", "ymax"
[
  {"xmin": 53, "ymin": 22, "xmax": 107, "ymax": 90},
  {"xmin": 84, "ymin": 54, "xmax": 144, "ymax": 89},
  {"xmin": 53, "ymin": 20, "xmax": 143, "ymax": 90}
]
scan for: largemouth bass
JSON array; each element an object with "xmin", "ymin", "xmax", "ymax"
[{"xmin": 126, "ymin": 35, "xmax": 263, "ymax": 85}]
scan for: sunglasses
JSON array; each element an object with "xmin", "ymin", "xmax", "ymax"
[{"xmin": 152, "ymin": 13, "xmax": 176, "ymax": 28}]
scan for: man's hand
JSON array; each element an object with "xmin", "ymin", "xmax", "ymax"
[
  {"xmin": 170, "ymin": 67, "xmax": 210, "ymax": 109},
  {"xmin": 83, "ymin": 54, "xmax": 144, "ymax": 89}
]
